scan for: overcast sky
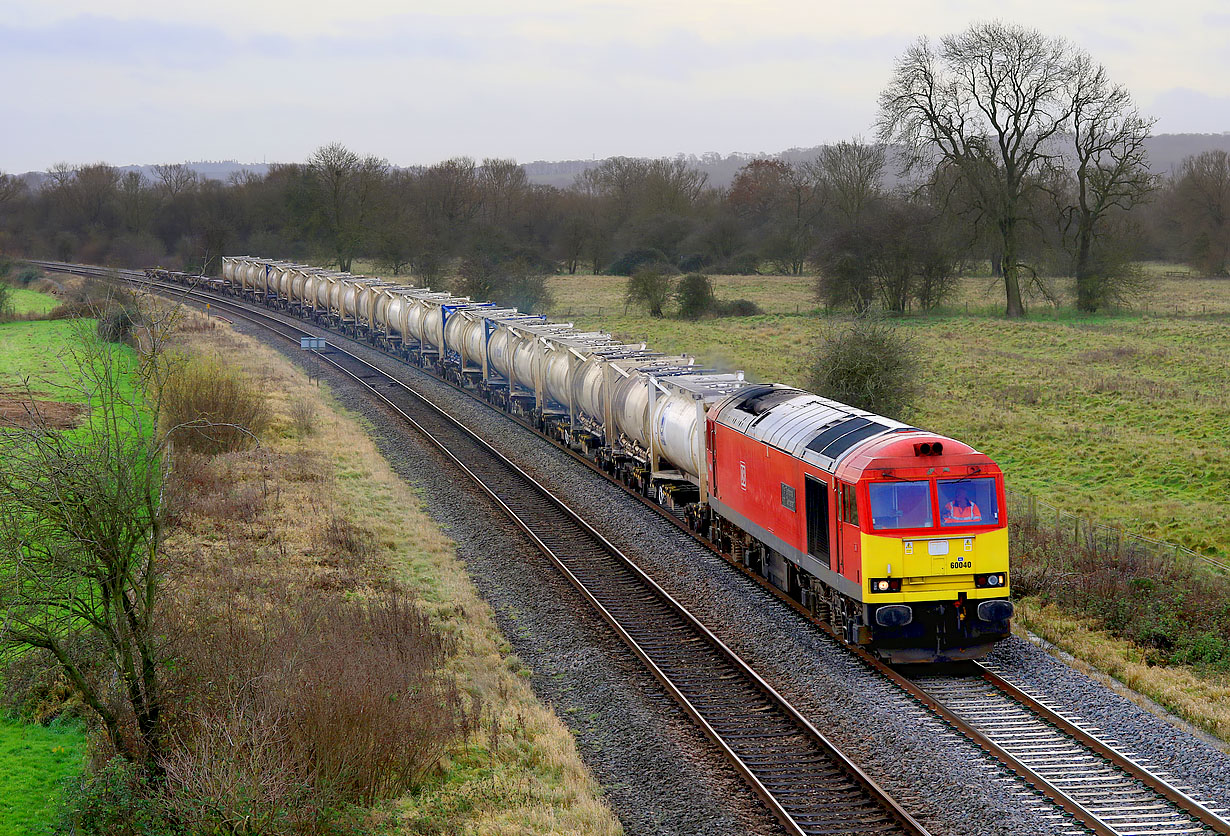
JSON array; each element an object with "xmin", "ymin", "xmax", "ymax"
[{"xmin": 3, "ymin": 1, "xmax": 1228, "ymax": 173}]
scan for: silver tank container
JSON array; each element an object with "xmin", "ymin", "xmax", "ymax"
[
  {"xmin": 327, "ymin": 276, "xmax": 345, "ymax": 314},
  {"xmin": 511, "ymin": 332, "xmax": 541, "ymax": 391},
  {"xmin": 443, "ymin": 311, "xmax": 487, "ymax": 368},
  {"xmin": 611, "ymin": 371, "xmax": 652, "ymax": 446},
  {"xmin": 544, "ymin": 346, "xmax": 574, "ymax": 406},
  {"xmin": 571, "ymin": 355, "xmax": 609, "ymax": 420},
  {"xmin": 488, "ymin": 328, "xmax": 517, "ymax": 380},
  {"xmin": 340, "ymin": 282, "xmax": 360, "ymax": 319},
  {"xmin": 651, "ymin": 392, "xmax": 705, "ymax": 479}
]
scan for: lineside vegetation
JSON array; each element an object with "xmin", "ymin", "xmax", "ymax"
[{"xmin": 0, "ymin": 278, "xmax": 621, "ymax": 834}]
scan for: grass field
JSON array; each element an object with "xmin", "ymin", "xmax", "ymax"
[
  {"xmin": 0, "ymin": 720, "xmax": 86, "ymax": 836},
  {"xmin": 0, "ymin": 288, "xmax": 94, "ymax": 835},
  {"xmin": 6, "ymin": 287, "xmax": 60, "ymax": 317},
  {"xmin": 546, "ymin": 269, "xmax": 1230, "ymax": 558}
]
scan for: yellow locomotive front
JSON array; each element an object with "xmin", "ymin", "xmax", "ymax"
[{"xmin": 838, "ymin": 435, "xmax": 1013, "ymax": 663}]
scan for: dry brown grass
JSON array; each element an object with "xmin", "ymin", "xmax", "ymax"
[
  {"xmin": 166, "ymin": 315, "xmax": 623, "ymax": 835},
  {"xmin": 160, "ymin": 353, "xmax": 273, "ymax": 455},
  {"xmin": 1016, "ymin": 599, "xmax": 1230, "ymax": 745}
]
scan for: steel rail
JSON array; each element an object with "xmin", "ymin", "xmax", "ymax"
[{"xmin": 38, "ymin": 261, "xmax": 930, "ymax": 836}]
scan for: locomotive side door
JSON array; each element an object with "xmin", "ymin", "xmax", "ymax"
[{"xmin": 804, "ymin": 476, "xmax": 830, "ymax": 569}]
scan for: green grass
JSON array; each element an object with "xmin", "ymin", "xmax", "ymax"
[
  {"xmin": 0, "ymin": 719, "xmax": 86, "ymax": 836},
  {"xmin": 546, "ymin": 270, "xmax": 1230, "ymax": 557},
  {"xmin": 0, "ymin": 317, "xmax": 143, "ymax": 407},
  {"xmin": 6, "ymin": 287, "xmax": 59, "ymax": 317},
  {"xmin": 0, "ymin": 315, "xmax": 144, "ymax": 836}
]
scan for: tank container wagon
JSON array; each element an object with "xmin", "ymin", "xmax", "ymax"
[{"xmin": 192, "ymin": 257, "xmax": 1016, "ymax": 662}]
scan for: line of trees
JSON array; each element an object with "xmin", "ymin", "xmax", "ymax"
[{"xmin": 0, "ymin": 26, "xmax": 1226, "ymax": 317}]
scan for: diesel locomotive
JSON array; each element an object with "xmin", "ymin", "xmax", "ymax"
[{"xmin": 196, "ymin": 257, "xmax": 1014, "ymax": 662}]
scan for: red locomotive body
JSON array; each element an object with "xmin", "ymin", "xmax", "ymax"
[{"xmin": 706, "ymin": 385, "xmax": 1012, "ymax": 663}]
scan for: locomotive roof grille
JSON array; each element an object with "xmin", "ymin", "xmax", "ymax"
[{"xmin": 804, "ymin": 417, "xmax": 890, "ymax": 459}]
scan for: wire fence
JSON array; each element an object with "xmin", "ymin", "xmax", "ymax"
[{"xmin": 1004, "ymin": 487, "xmax": 1229, "ymax": 574}]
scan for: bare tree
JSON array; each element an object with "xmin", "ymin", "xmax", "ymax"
[
  {"xmin": 810, "ymin": 139, "xmax": 886, "ymax": 226},
  {"xmin": 878, "ymin": 22, "xmax": 1077, "ymax": 317},
  {"xmin": 1065, "ymin": 53, "xmax": 1157, "ymax": 311},
  {"xmin": 0, "ymin": 299, "xmax": 180, "ymax": 766},
  {"xmin": 478, "ymin": 158, "xmax": 528, "ymax": 227},
  {"xmin": 153, "ymin": 163, "xmax": 199, "ymax": 199},
  {"xmin": 308, "ymin": 143, "xmax": 389, "ymax": 271},
  {"xmin": 1169, "ymin": 150, "xmax": 1230, "ymax": 276},
  {"xmin": 728, "ymin": 159, "xmax": 824, "ymax": 275},
  {"xmin": 118, "ymin": 170, "xmax": 156, "ymax": 234},
  {"xmin": 0, "ymin": 171, "xmax": 24, "ymax": 210}
]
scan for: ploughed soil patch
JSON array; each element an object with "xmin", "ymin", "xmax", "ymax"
[{"xmin": 0, "ymin": 390, "xmax": 85, "ymax": 429}]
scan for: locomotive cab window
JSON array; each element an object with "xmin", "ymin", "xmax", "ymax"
[
  {"xmin": 838, "ymin": 483, "xmax": 859, "ymax": 525},
  {"xmin": 869, "ymin": 481, "xmax": 932, "ymax": 530},
  {"xmin": 938, "ymin": 477, "xmax": 999, "ymax": 526}
]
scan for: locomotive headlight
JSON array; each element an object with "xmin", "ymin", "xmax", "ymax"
[
  {"xmin": 987, "ymin": 574, "xmax": 1000, "ymax": 587},
  {"xmin": 875, "ymin": 580, "xmax": 890, "ymax": 592}
]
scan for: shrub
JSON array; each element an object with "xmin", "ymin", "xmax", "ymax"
[
  {"xmin": 96, "ymin": 307, "xmax": 139, "ymax": 343},
  {"xmin": 716, "ymin": 298, "xmax": 762, "ymax": 317},
  {"xmin": 0, "ymin": 255, "xmax": 11, "ymax": 278},
  {"xmin": 161, "ymin": 589, "xmax": 474, "ymax": 830},
  {"xmin": 715, "ymin": 251, "xmax": 762, "ymax": 275},
  {"xmin": 16, "ymin": 266, "xmax": 43, "ymax": 286},
  {"xmin": 1010, "ymin": 503, "xmax": 1230, "ymax": 672},
  {"xmin": 606, "ymin": 248, "xmax": 672, "ymax": 276},
  {"xmin": 676, "ymin": 273, "xmax": 716, "ymax": 320},
  {"xmin": 288, "ymin": 395, "xmax": 316, "ymax": 437},
  {"xmin": 57, "ymin": 757, "xmax": 177, "ymax": 836},
  {"xmin": 160, "ymin": 355, "xmax": 273, "ymax": 455},
  {"xmin": 809, "ymin": 315, "xmax": 921, "ymax": 419},
  {"xmin": 0, "ymin": 282, "xmax": 12, "ymax": 322},
  {"xmin": 625, "ymin": 268, "xmax": 675, "ymax": 317}
]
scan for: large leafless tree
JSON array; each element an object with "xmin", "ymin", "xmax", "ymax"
[
  {"xmin": 1065, "ymin": 53, "xmax": 1157, "ymax": 311},
  {"xmin": 877, "ymin": 22, "xmax": 1077, "ymax": 317}
]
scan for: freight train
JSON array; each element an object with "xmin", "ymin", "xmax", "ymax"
[{"xmin": 179, "ymin": 257, "xmax": 1014, "ymax": 663}]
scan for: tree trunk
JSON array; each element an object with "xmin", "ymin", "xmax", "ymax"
[
  {"xmin": 1000, "ymin": 221, "xmax": 1025, "ymax": 318},
  {"xmin": 1074, "ymin": 223, "xmax": 1098, "ymax": 313}
]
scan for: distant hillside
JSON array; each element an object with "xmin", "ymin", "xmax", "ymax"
[
  {"xmin": 523, "ymin": 133, "xmax": 1230, "ymax": 189},
  {"xmin": 16, "ymin": 134, "xmax": 1230, "ymax": 190}
]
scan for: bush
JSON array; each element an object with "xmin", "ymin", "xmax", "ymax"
[
  {"xmin": 288, "ymin": 395, "xmax": 316, "ymax": 437},
  {"xmin": 606, "ymin": 248, "xmax": 672, "ymax": 276},
  {"xmin": 16, "ymin": 266, "xmax": 42, "ymax": 286},
  {"xmin": 96, "ymin": 307, "xmax": 139, "ymax": 343},
  {"xmin": 0, "ymin": 282, "xmax": 12, "ymax": 322},
  {"xmin": 57, "ymin": 757, "xmax": 177, "ymax": 836},
  {"xmin": 809, "ymin": 315, "xmax": 921, "ymax": 419},
  {"xmin": 625, "ymin": 268, "xmax": 675, "ymax": 317},
  {"xmin": 160, "ymin": 355, "xmax": 273, "ymax": 455},
  {"xmin": 716, "ymin": 298, "xmax": 762, "ymax": 317},
  {"xmin": 715, "ymin": 251, "xmax": 762, "ymax": 275},
  {"xmin": 676, "ymin": 273, "xmax": 716, "ymax": 320},
  {"xmin": 161, "ymin": 589, "xmax": 474, "ymax": 830},
  {"xmin": 1009, "ymin": 504, "xmax": 1230, "ymax": 672}
]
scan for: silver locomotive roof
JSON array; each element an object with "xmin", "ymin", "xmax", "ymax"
[{"xmin": 715, "ymin": 385, "xmax": 913, "ymax": 471}]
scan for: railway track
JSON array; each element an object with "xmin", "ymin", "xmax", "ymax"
[
  {"xmin": 37, "ymin": 260, "xmax": 1230, "ymax": 836},
  {"xmin": 898, "ymin": 661, "xmax": 1229, "ymax": 836},
  {"xmin": 36, "ymin": 262, "xmax": 929, "ymax": 836}
]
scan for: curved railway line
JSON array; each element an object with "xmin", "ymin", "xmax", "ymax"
[{"xmin": 33, "ymin": 260, "xmax": 1230, "ymax": 836}]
